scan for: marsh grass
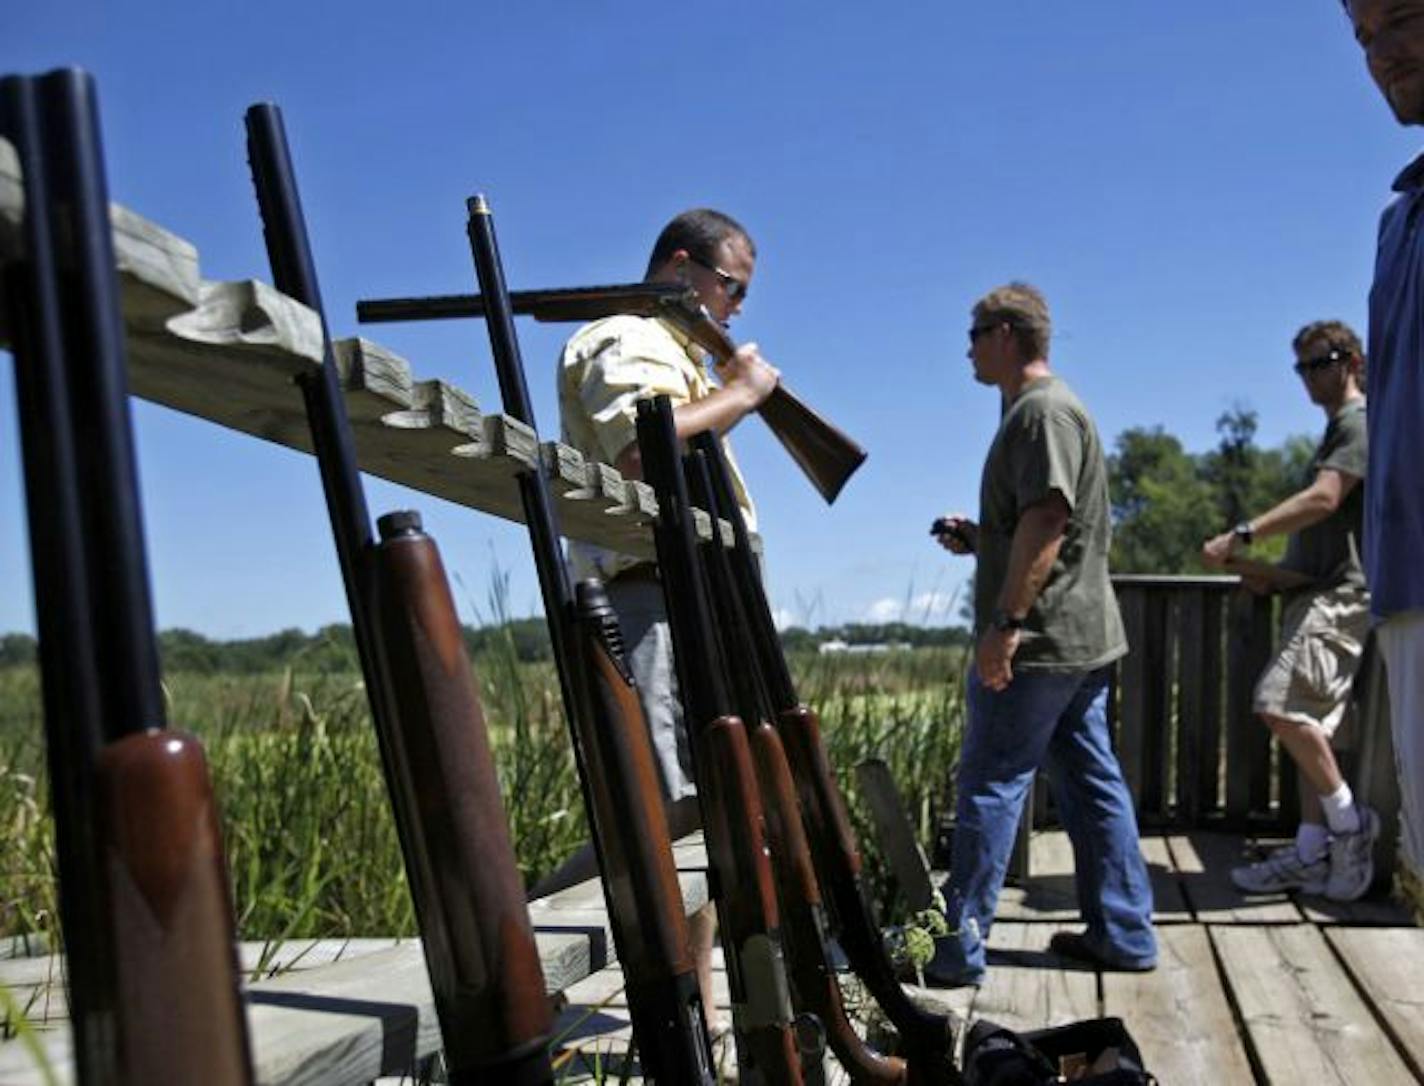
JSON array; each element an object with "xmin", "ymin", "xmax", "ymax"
[{"xmin": 0, "ymin": 631, "xmax": 963, "ymax": 947}]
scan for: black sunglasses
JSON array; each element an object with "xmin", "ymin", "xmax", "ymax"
[
  {"xmin": 1294, "ymin": 349, "xmax": 1348, "ymax": 376},
  {"xmin": 969, "ymin": 321, "xmax": 1008, "ymax": 342},
  {"xmin": 688, "ymin": 255, "xmax": 749, "ymax": 302}
]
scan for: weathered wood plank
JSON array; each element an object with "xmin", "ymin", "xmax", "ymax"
[
  {"xmin": 1324, "ymin": 927, "xmax": 1424, "ymax": 1080},
  {"xmin": 1212, "ymin": 924, "xmax": 1418, "ymax": 1084},
  {"xmin": 1101, "ymin": 924, "xmax": 1253, "ymax": 1085},
  {"xmin": 0, "ymin": 161, "xmax": 743, "ymax": 562},
  {"xmin": 1167, "ymin": 832, "xmax": 1303, "ymax": 923},
  {"xmin": 856, "ymin": 757, "xmax": 935, "ymax": 912},
  {"xmin": 1225, "ymin": 592, "xmax": 1274, "ymax": 823},
  {"xmin": 969, "ymin": 922, "xmax": 1099, "ymax": 1035},
  {"xmin": 0, "ymin": 865, "xmax": 710, "ymax": 1085}
]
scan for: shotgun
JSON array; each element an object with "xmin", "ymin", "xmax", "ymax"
[
  {"xmin": 636, "ymin": 395, "xmax": 805, "ymax": 1085},
  {"xmin": 683, "ymin": 450, "xmax": 908, "ymax": 1085},
  {"xmin": 3, "ymin": 68, "xmax": 253, "ymax": 1086},
  {"xmin": 354, "ymin": 280, "xmax": 867, "ymax": 504},
  {"xmin": 244, "ymin": 105, "xmax": 555, "ymax": 1084},
  {"xmin": 462, "ymin": 194, "xmax": 716, "ymax": 1083},
  {"xmin": 692, "ymin": 431, "xmax": 962, "ymax": 1082}
]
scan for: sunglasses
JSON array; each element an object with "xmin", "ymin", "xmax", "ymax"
[
  {"xmin": 688, "ymin": 255, "xmax": 749, "ymax": 303},
  {"xmin": 1294, "ymin": 349, "xmax": 1347, "ymax": 376},
  {"xmin": 969, "ymin": 322, "xmax": 1006, "ymax": 342}
]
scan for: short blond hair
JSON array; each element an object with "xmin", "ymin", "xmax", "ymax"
[{"xmin": 972, "ymin": 281, "xmax": 1051, "ymax": 360}]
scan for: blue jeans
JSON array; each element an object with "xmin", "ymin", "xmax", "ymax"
[{"xmin": 935, "ymin": 667, "xmax": 1156, "ymax": 979}]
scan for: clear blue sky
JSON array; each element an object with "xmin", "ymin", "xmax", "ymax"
[{"xmin": 1, "ymin": 3, "xmax": 1412, "ymax": 637}]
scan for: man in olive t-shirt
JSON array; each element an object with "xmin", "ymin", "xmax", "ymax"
[
  {"xmin": 1202, "ymin": 321, "xmax": 1376, "ymax": 902},
  {"xmin": 927, "ymin": 283, "xmax": 1156, "ymax": 985}
]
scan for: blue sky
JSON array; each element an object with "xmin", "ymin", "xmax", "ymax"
[{"xmin": 1, "ymin": 3, "xmax": 1413, "ymax": 636}]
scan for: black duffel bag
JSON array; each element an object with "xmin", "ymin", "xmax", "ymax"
[{"xmin": 962, "ymin": 1016, "xmax": 1155, "ymax": 1085}]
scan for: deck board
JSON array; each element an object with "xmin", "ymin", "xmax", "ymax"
[
  {"xmin": 1212, "ymin": 924, "xmax": 1418, "ymax": 1084},
  {"xmin": 1324, "ymin": 927, "xmax": 1424, "ymax": 1080},
  {"xmin": 1167, "ymin": 832, "xmax": 1304, "ymax": 923},
  {"xmin": 1101, "ymin": 924, "xmax": 1254, "ymax": 1084},
  {"xmin": 6, "ymin": 831, "xmax": 1418, "ymax": 1084},
  {"xmin": 970, "ymin": 922, "xmax": 1099, "ymax": 1035}
]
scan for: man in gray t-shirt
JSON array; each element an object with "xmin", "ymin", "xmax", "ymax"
[
  {"xmin": 1203, "ymin": 321, "xmax": 1375, "ymax": 902},
  {"xmin": 926, "ymin": 282, "xmax": 1155, "ymax": 986}
]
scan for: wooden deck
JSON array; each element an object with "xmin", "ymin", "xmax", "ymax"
[
  {"xmin": 1, "ymin": 829, "xmax": 1420, "ymax": 1083},
  {"xmin": 550, "ymin": 830, "xmax": 1423, "ymax": 1085}
]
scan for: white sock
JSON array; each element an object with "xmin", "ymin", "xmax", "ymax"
[
  {"xmin": 1320, "ymin": 782, "xmax": 1359, "ymax": 835},
  {"xmin": 1296, "ymin": 822, "xmax": 1329, "ymax": 862}
]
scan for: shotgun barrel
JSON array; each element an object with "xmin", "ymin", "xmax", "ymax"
[
  {"xmin": 463, "ymin": 194, "xmax": 716, "ymax": 1083},
  {"xmin": 244, "ymin": 105, "xmax": 555, "ymax": 1084},
  {"xmin": 692, "ymin": 432, "xmax": 962, "ymax": 1082},
  {"xmin": 4, "ymin": 68, "xmax": 253, "ymax": 1086},
  {"xmin": 636, "ymin": 396, "xmax": 805, "ymax": 1085},
  {"xmin": 685, "ymin": 451, "xmax": 909, "ymax": 1085},
  {"xmin": 354, "ymin": 281, "xmax": 867, "ymax": 504}
]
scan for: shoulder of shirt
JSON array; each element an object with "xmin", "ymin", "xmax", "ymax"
[{"xmin": 561, "ymin": 314, "xmax": 685, "ymax": 363}]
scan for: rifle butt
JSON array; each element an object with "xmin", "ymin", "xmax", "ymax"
[
  {"xmin": 777, "ymin": 707, "xmax": 958, "ymax": 1067},
  {"xmin": 758, "ymin": 385, "xmax": 867, "ymax": 505},
  {"xmin": 95, "ymin": 730, "xmax": 251, "ymax": 1086},
  {"xmin": 373, "ymin": 512, "xmax": 554, "ymax": 1078},
  {"xmin": 573, "ymin": 583, "xmax": 716, "ymax": 1082},
  {"xmin": 749, "ymin": 722, "xmax": 909, "ymax": 1085}
]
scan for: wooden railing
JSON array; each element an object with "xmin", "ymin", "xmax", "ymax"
[{"xmin": 1010, "ymin": 574, "xmax": 1399, "ymax": 880}]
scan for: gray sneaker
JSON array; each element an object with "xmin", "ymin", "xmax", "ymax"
[
  {"xmin": 1231, "ymin": 843, "xmax": 1328, "ymax": 895},
  {"xmin": 1326, "ymin": 805, "xmax": 1381, "ymax": 902}
]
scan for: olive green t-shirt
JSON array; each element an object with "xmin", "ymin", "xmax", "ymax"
[
  {"xmin": 974, "ymin": 375, "xmax": 1127, "ymax": 672},
  {"xmin": 1279, "ymin": 397, "xmax": 1368, "ymax": 590}
]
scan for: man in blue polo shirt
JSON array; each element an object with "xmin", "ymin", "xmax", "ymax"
[{"xmin": 1344, "ymin": 0, "xmax": 1424, "ymax": 880}]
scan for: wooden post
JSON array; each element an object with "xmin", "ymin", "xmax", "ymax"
[
  {"xmin": 1225, "ymin": 591, "xmax": 1273, "ymax": 825},
  {"xmin": 1350, "ymin": 635, "xmax": 1400, "ymax": 888}
]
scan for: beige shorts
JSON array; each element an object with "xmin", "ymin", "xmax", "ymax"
[{"xmin": 1253, "ymin": 582, "xmax": 1371, "ymax": 735}]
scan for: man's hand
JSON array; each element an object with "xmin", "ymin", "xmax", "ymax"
[
  {"xmin": 932, "ymin": 514, "xmax": 978, "ymax": 555},
  {"xmin": 976, "ymin": 627, "xmax": 1020, "ymax": 691},
  {"xmin": 714, "ymin": 342, "xmax": 779, "ymax": 408},
  {"xmin": 1201, "ymin": 530, "xmax": 1241, "ymax": 569}
]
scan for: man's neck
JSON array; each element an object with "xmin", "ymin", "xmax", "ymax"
[
  {"xmin": 1324, "ymin": 388, "xmax": 1365, "ymax": 418},
  {"xmin": 1000, "ymin": 359, "xmax": 1052, "ymax": 400}
]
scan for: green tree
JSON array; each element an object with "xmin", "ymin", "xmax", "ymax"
[{"xmin": 1109, "ymin": 427, "xmax": 1218, "ymax": 574}]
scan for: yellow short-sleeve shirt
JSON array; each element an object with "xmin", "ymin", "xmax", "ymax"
[{"xmin": 558, "ymin": 314, "xmax": 756, "ymax": 581}]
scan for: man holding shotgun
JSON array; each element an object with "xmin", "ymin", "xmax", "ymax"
[
  {"xmin": 550, "ymin": 207, "xmax": 777, "ymax": 1027},
  {"xmin": 929, "ymin": 282, "xmax": 1156, "ymax": 985},
  {"xmin": 1202, "ymin": 321, "xmax": 1376, "ymax": 900}
]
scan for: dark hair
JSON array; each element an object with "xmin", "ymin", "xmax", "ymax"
[
  {"xmin": 1292, "ymin": 319, "xmax": 1363, "ymax": 360},
  {"xmin": 645, "ymin": 208, "xmax": 755, "ymax": 278}
]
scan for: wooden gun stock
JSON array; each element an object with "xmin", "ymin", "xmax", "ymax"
[
  {"xmin": 573, "ymin": 581, "xmax": 716, "ymax": 1084},
  {"xmin": 462, "ymin": 195, "xmax": 720, "ymax": 1082},
  {"xmin": 637, "ymin": 396, "xmax": 804, "ymax": 1085},
  {"xmin": 5, "ymin": 68, "xmax": 253, "ymax": 1085},
  {"xmin": 97, "ymin": 733, "xmax": 251, "ymax": 1086},
  {"xmin": 245, "ymin": 108, "xmax": 556, "ymax": 1083},
  {"xmin": 355, "ymin": 281, "xmax": 868, "ymax": 504},
  {"xmin": 373, "ymin": 514, "xmax": 555, "ymax": 1082},
  {"xmin": 684, "ymin": 450, "xmax": 907, "ymax": 1085},
  {"xmin": 692, "ymin": 433, "xmax": 960, "ymax": 1079}
]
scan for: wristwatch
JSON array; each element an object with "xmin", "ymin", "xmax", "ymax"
[
  {"xmin": 990, "ymin": 608, "xmax": 1026, "ymax": 632},
  {"xmin": 1232, "ymin": 521, "xmax": 1254, "ymax": 546}
]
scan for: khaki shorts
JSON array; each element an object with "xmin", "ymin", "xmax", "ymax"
[{"xmin": 1253, "ymin": 582, "xmax": 1371, "ymax": 735}]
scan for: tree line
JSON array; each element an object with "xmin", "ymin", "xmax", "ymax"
[{"xmin": 0, "ymin": 406, "xmax": 1309, "ymax": 671}]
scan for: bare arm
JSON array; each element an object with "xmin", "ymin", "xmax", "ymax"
[
  {"xmin": 977, "ymin": 493, "xmax": 1070, "ymax": 691},
  {"xmin": 1202, "ymin": 468, "xmax": 1359, "ymax": 566}
]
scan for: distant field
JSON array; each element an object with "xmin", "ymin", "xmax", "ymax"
[{"xmin": 0, "ymin": 642, "xmax": 967, "ymax": 944}]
